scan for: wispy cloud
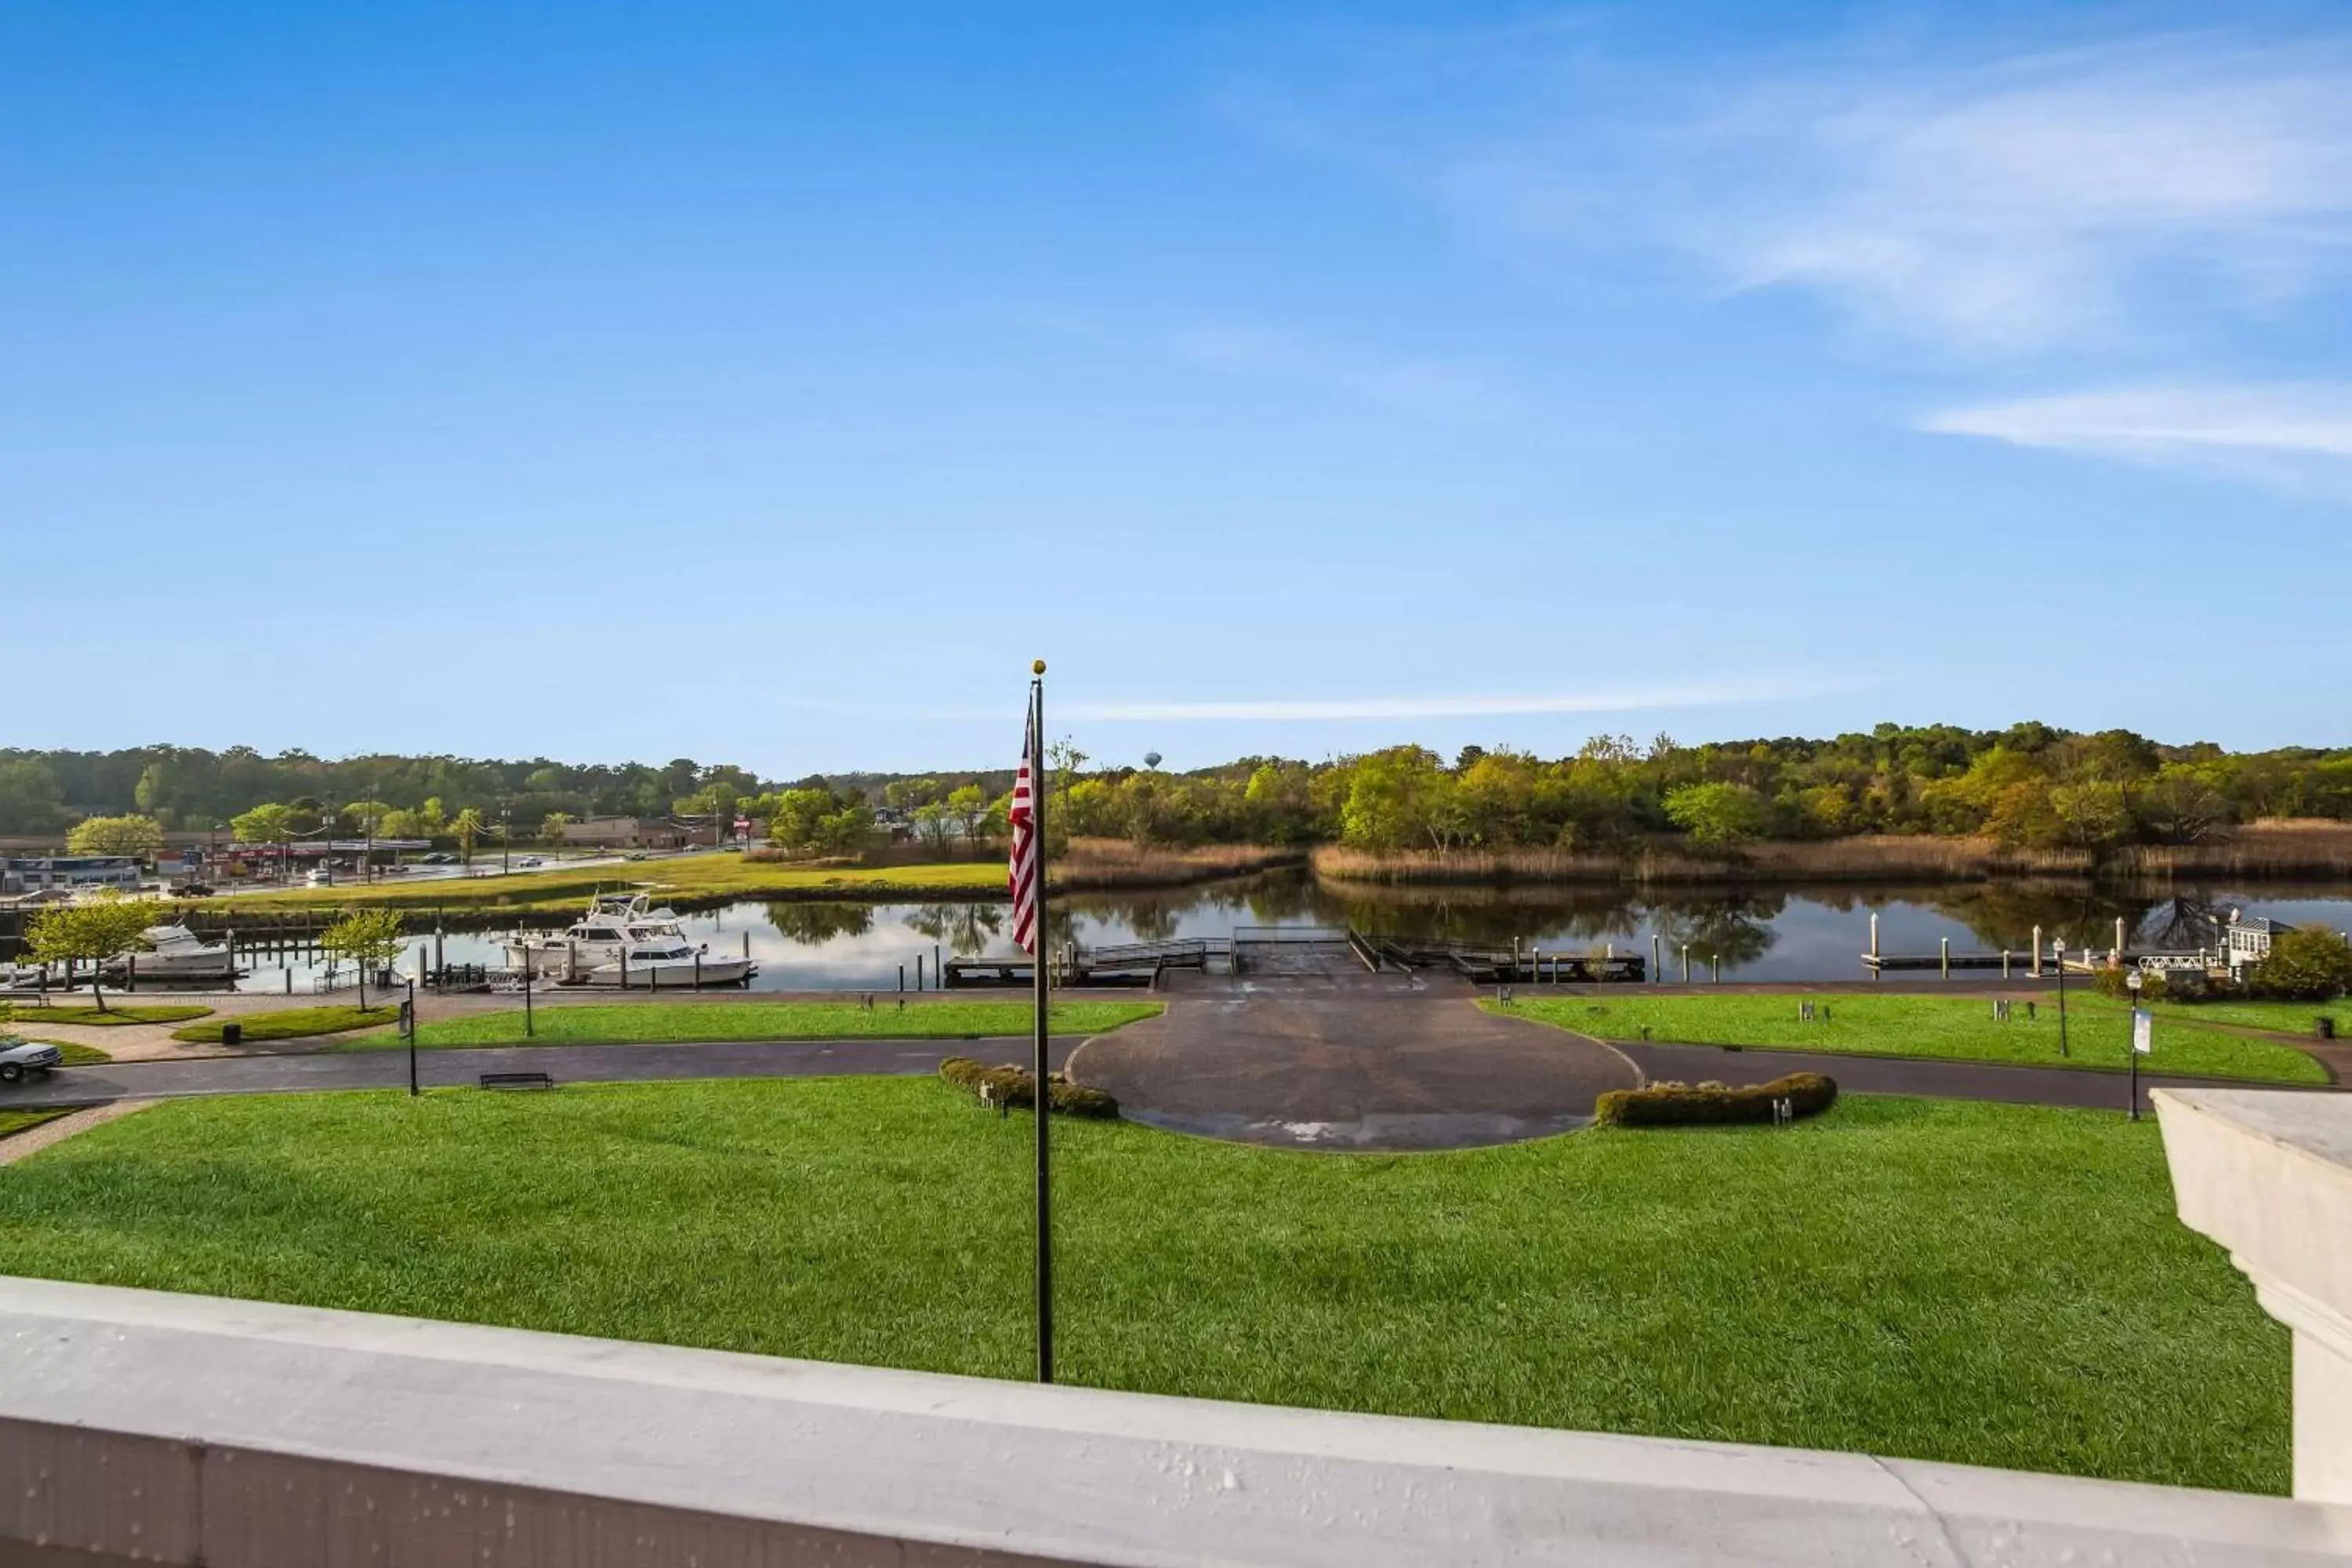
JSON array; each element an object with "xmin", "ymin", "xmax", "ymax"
[
  {"xmin": 1225, "ymin": 27, "xmax": 2352, "ymax": 354},
  {"xmin": 1029, "ymin": 308, "xmax": 1517, "ymax": 422},
  {"xmin": 1924, "ymin": 382, "xmax": 2352, "ymax": 493},
  {"xmin": 772, "ymin": 676, "xmax": 1857, "ymax": 724},
  {"xmin": 1060, "ymin": 677, "xmax": 1857, "ymax": 724}
]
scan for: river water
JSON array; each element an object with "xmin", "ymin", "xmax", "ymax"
[{"xmin": 235, "ymin": 870, "xmax": 2352, "ymax": 993}]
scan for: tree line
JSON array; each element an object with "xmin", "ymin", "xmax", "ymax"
[{"xmin": 5, "ymin": 723, "xmax": 2350, "ymax": 856}]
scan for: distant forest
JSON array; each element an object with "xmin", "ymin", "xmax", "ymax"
[{"xmin": 2, "ymin": 723, "xmax": 2350, "ymax": 853}]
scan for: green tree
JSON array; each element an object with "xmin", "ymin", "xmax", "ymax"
[
  {"xmin": 540, "ymin": 811, "xmax": 575, "ymax": 844},
  {"xmin": 321, "ymin": 909, "xmax": 407, "ymax": 1007},
  {"xmin": 0, "ymin": 759, "xmax": 67, "ymax": 834},
  {"xmin": 1663, "ymin": 782, "xmax": 1769, "ymax": 846},
  {"xmin": 2249, "ymin": 926, "xmax": 2352, "ymax": 1001},
  {"xmin": 451, "ymin": 806, "xmax": 485, "ymax": 865},
  {"xmin": 230, "ymin": 802, "xmax": 293, "ymax": 845},
  {"xmin": 1339, "ymin": 747, "xmax": 1451, "ymax": 851},
  {"xmin": 766, "ymin": 789, "xmax": 838, "ymax": 851},
  {"xmin": 65, "ymin": 813, "xmax": 165, "ymax": 858},
  {"xmin": 24, "ymin": 897, "xmax": 160, "ymax": 1012},
  {"xmin": 946, "ymin": 784, "xmax": 993, "ymax": 847}
]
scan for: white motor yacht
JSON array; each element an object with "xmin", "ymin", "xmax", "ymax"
[
  {"xmin": 503, "ymin": 892, "xmax": 696, "ymax": 979},
  {"xmin": 582, "ymin": 935, "xmax": 757, "ymax": 988},
  {"xmin": 106, "ymin": 924, "xmax": 237, "ymax": 982}
]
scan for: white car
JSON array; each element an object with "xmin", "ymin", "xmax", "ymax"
[{"xmin": 0, "ymin": 1036, "xmax": 64, "ymax": 1085}]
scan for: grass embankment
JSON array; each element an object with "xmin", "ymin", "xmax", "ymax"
[
  {"xmin": 172, "ymin": 1005, "xmax": 400, "ymax": 1044},
  {"xmin": 1497, "ymin": 993, "xmax": 2328, "ymax": 1083},
  {"xmin": 354, "ymin": 1000, "xmax": 1163, "ymax": 1051},
  {"xmin": 8, "ymin": 1004, "xmax": 212, "ymax": 1026},
  {"xmin": 200, "ymin": 855, "xmax": 1006, "ymax": 917},
  {"xmin": 0, "ymin": 1109, "xmax": 67, "ymax": 1141},
  {"xmin": 0, "ymin": 1083, "xmax": 2282, "ymax": 1492}
]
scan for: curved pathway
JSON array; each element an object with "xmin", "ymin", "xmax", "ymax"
[{"xmin": 1066, "ymin": 971, "xmax": 1639, "ymax": 1151}]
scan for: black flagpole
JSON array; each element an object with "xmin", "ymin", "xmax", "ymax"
[{"xmin": 1031, "ymin": 661, "xmax": 1054, "ymax": 1384}]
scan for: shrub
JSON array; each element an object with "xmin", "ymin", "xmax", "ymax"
[
  {"xmin": 1594, "ymin": 1072, "xmax": 1838, "ymax": 1129},
  {"xmin": 2092, "ymin": 967, "xmax": 2169, "ymax": 1003},
  {"xmin": 939, "ymin": 1057, "xmax": 1119, "ymax": 1119},
  {"xmin": 2247, "ymin": 926, "xmax": 2352, "ymax": 1002}
]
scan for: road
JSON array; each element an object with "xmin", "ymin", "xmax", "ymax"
[
  {"xmin": 3, "ymin": 1037, "xmax": 1089, "ymax": 1109},
  {"xmin": 4, "ymin": 1030, "xmax": 2326, "ymax": 1119}
]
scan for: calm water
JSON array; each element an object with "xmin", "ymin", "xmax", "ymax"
[{"xmin": 236, "ymin": 871, "xmax": 2352, "ymax": 992}]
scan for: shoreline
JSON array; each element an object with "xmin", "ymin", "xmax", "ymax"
[{"xmin": 1310, "ymin": 824, "xmax": 2352, "ymax": 889}]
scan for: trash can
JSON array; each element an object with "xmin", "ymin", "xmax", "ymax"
[
  {"xmin": 2318, "ymin": 1016, "xmax": 2337, "ymax": 1041},
  {"xmin": 220, "ymin": 1022, "xmax": 243, "ymax": 1046}
]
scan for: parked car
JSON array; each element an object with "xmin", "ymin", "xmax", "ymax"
[{"xmin": 0, "ymin": 1036, "xmax": 64, "ymax": 1085}]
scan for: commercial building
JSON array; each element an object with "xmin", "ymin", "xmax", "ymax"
[{"xmin": 0, "ymin": 855, "xmax": 144, "ymax": 894}]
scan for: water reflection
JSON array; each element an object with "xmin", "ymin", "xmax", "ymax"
[{"xmin": 218, "ymin": 869, "xmax": 2352, "ymax": 992}]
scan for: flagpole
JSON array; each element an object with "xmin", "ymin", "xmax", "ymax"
[{"xmin": 1029, "ymin": 660, "xmax": 1054, "ymax": 1385}]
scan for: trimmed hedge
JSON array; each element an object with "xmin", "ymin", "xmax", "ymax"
[
  {"xmin": 1595, "ymin": 1072, "xmax": 1838, "ymax": 1129},
  {"xmin": 939, "ymin": 1057, "xmax": 1119, "ymax": 1119}
]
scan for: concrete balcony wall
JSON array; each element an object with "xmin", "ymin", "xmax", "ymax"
[
  {"xmin": 2156, "ymin": 1088, "xmax": 2352, "ymax": 1508},
  {"xmin": 2, "ymin": 1276, "xmax": 2348, "ymax": 1566}
]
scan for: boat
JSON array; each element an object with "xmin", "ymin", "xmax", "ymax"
[
  {"xmin": 103, "ymin": 924, "xmax": 238, "ymax": 982},
  {"xmin": 580, "ymin": 935, "xmax": 757, "ymax": 988},
  {"xmin": 501, "ymin": 893, "xmax": 695, "ymax": 978}
]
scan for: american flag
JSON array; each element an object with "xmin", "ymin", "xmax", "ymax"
[{"xmin": 1008, "ymin": 702, "xmax": 1040, "ymax": 953}]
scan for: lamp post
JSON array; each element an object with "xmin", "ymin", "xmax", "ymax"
[
  {"xmin": 2125, "ymin": 968, "xmax": 2144, "ymax": 1121},
  {"xmin": 2053, "ymin": 937, "xmax": 2070, "ymax": 1058}
]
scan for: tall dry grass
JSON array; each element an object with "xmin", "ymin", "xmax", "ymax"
[
  {"xmin": 1314, "ymin": 821, "xmax": 2352, "ymax": 887},
  {"xmin": 1052, "ymin": 839, "xmax": 1307, "ymax": 891}
]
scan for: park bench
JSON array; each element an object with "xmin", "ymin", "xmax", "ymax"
[{"xmin": 479, "ymin": 1071, "xmax": 555, "ymax": 1092}]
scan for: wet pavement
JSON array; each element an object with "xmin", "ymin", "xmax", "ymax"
[{"xmin": 1065, "ymin": 968, "xmax": 1640, "ymax": 1152}]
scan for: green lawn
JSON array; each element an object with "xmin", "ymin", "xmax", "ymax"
[
  {"xmin": 0, "ymin": 1080, "xmax": 2285, "ymax": 1493},
  {"xmin": 4, "ymin": 1004, "xmax": 212, "ymax": 1026},
  {"xmin": 199, "ymin": 854, "xmax": 1004, "ymax": 916},
  {"xmin": 358, "ymin": 1000, "xmax": 1163, "ymax": 1050},
  {"xmin": 171, "ymin": 1005, "xmax": 400, "ymax": 1043},
  {"xmin": 1495, "ymin": 993, "xmax": 2330, "ymax": 1083},
  {"xmin": 0, "ymin": 1109, "xmax": 66, "ymax": 1140},
  {"xmin": 2070, "ymin": 993, "xmax": 2349, "ymax": 1035}
]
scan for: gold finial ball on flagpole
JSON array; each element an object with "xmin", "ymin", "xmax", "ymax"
[{"xmin": 1032, "ymin": 659, "xmax": 1047, "ymax": 675}]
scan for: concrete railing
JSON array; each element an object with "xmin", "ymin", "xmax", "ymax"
[
  {"xmin": 2157, "ymin": 1087, "xmax": 2352, "ymax": 1508},
  {"xmin": 2, "ymin": 1276, "xmax": 2348, "ymax": 1566}
]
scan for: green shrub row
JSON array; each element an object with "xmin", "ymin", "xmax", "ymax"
[
  {"xmin": 1595, "ymin": 1072, "xmax": 1838, "ymax": 1129},
  {"xmin": 938, "ymin": 1057, "xmax": 1120, "ymax": 1119}
]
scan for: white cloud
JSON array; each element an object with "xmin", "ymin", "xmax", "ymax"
[
  {"xmin": 1924, "ymin": 382, "xmax": 2352, "ymax": 492},
  {"xmin": 1060, "ymin": 677, "xmax": 1854, "ymax": 724},
  {"xmin": 1229, "ymin": 29, "xmax": 2352, "ymax": 354}
]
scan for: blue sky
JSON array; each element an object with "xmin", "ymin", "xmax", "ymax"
[{"xmin": 6, "ymin": 1, "xmax": 2349, "ymax": 775}]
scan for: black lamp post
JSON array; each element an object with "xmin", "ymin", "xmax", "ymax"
[
  {"xmin": 2053, "ymin": 937, "xmax": 2070, "ymax": 1058},
  {"xmin": 2125, "ymin": 967, "xmax": 2144, "ymax": 1120}
]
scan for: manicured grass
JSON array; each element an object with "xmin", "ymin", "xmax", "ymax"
[
  {"xmin": 171, "ymin": 1005, "xmax": 400, "ymax": 1043},
  {"xmin": 0, "ymin": 1109, "xmax": 66, "ymax": 1141},
  {"xmin": 0, "ymin": 1082, "xmax": 2283, "ymax": 1492},
  {"xmin": 356, "ymin": 1000, "xmax": 1163, "ymax": 1051},
  {"xmin": 199, "ymin": 854, "xmax": 1004, "ymax": 915},
  {"xmin": 6, "ymin": 1004, "xmax": 212, "ymax": 1026},
  {"xmin": 2071, "ymin": 993, "xmax": 2350, "ymax": 1035},
  {"xmin": 1495, "ymin": 993, "xmax": 2329, "ymax": 1083}
]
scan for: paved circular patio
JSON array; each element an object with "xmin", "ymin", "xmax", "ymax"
[{"xmin": 1065, "ymin": 971, "xmax": 1639, "ymax": 1152}]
